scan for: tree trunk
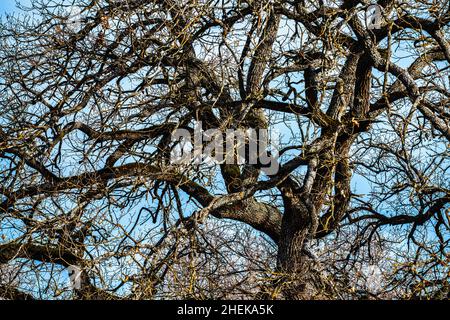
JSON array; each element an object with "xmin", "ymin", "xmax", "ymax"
[{"xmin": 276, "ymin": 187, "xmax": 318, "ymax": 299}]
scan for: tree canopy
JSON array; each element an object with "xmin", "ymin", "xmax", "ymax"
[{"xmin": 0, "ymin": 0, "xmax": 449, "ymax": 299}]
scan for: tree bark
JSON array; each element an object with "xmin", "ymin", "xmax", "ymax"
[{"xmin": 276, "ymin": 185, "xmax": 318, "ymax": 299}]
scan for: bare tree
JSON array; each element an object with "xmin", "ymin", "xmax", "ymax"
[{"xmin": 0, "ymin": 0, "xmax": 449, "ymax": 300}]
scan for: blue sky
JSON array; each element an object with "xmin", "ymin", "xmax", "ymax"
[
  {"xmin": 0, "ymin": 0, "xmax": 33, "ymax": 16},
  {"xmin": 0, "ymin": 0, "xmax": 19, "ymax": 14}
]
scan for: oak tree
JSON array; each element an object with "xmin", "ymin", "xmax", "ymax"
[{"xmin": 0, "ymin": 0, "xmax": 449, "ymax": 299}]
